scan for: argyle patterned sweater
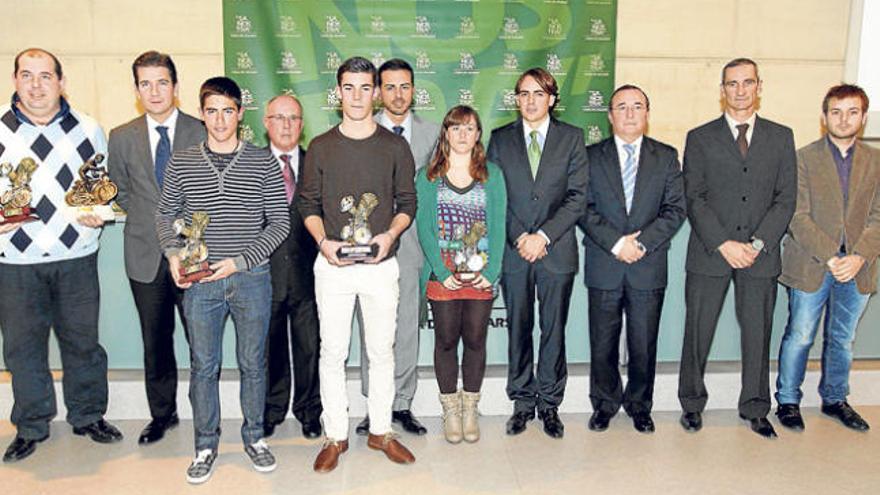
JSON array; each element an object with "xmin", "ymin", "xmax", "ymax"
[{"xmin": 0, "ymin": 100, "xmax": 107, "ymax": 264}]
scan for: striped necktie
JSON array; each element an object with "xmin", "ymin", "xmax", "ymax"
[{"xmin": 622, "ymin": 143, "xmax": 637, "ymax": 213}]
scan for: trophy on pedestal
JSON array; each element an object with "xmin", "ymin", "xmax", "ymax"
[
  {"xmin": 64, "ymin": 153, "xmax": 119, "ymax": 221},
  {"xmin": 337, "ymin": 192, "xmax": 380, "ymax": 262},
  {"xmin": 452, "ymin": 221, "xmax": 487, "ymax": 285},
  {"xmin": 173, "ymin": 211, "xmax": 213, "ymax": 283},
  {"xmin": 0, "ymin": 157, "xmax": 40, "ymax": 224}
]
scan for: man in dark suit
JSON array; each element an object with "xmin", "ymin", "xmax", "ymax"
[
  {"xmin": 580, "ymin": 85, "xmax": 686, "ymax": 434},
  {"xmin": 487, "ymin": 68, "xmax": 588, "ymax": 438},
  {"xmin": 261, "ymin": 94, "xmax": 322, "ymax": 439},
  {"xmin": 107, "ymin": 51, "xmax": 205, "ymax": 445},
  {"xmin": 678, "ymin": 58, "xmax": 797, "ymax": 438}
]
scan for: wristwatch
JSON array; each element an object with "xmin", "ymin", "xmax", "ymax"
[{"xmin": 750, "ymin": 237, "xmax": 765, "ymax": 252}]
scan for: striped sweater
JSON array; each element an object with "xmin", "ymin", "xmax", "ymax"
[{"xmin": 156, "ymin": 141, "xmax": 290, "ymax": 271}]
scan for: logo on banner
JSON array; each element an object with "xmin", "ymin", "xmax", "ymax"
[
  {"xmin": 583, "ymin": 54, "xmax": 610, "ymax": 77},
  {"xmin": 371, "ymin": 52, "xmax": 386, "ymax": 69},
  {"xmin": 278, "ymin": 51, "xmax": 303, "ymax": 74},
  {"xmin": 323, "ymin": 87, "xmax": 341, "ymax": 110},
  {"xmin": 415, "ymin": 50, "xmax": 434, "ymax": 74},
  {"xmin": 413, "ymin": 16, "xmax": 435, "ymax": 38},
  {"xmin": 582, "ymin": 90, "xmax": 606, "ymax": 112},
  {"xmin": 232, "ymin": 51, "xmax": 257, "ymax": 74},
  {"xmin": 368, "ymin": 15, "xmax": 389, "ymax": 38},
  {"xmin": 500, "ymin": 53, "xmax": 519, "ymax": 74},
  {"xmin": 323, "ymin": 52, "xmax": 342, "ymax": 74},
  {"xmin": 500, "ymin": 17, "xmax": 523, "ymax": 40},
  {"xmin": 413, "ymin": 88, "xmax": 434, "ymax": 111},
  {"xmin": 239, "ymin": 124, "xmax": 256, "ymax": 143},
  {"xmin": 322, "ymin": 15, "xmax": 344, "ymax": 38},
  {"xmin": 585, "ymin": 18, "xmax": 611, "ymax": 41},
  {"xmin": 502, "ymin": 90, "xmax": 518, "ymax": 110},
  {"xmin": 587, "ymin": 125, "xmax": 604, "ymax": 144},
  {"xmin": 240, "ymin": 88, "xmax": 256, "ymax": 109},
  {"xmin": 458, "ymin": 89, "xmax": 475, "ymax": 107},
  {"xmin": 455, "ymin": 52, "xmax": 478, "ymax": 74},
  {"xmin": 545, "ymin": 18, "xmax": 564, "ymax": 39},
  {"xmin": 277, "ymin": 16, "xmax": 300, "ymax": 37},
  {"xmin": 546, "ymin": 53, "xmax": 566, "ymax": 76},
  {"xmin": 281, "ymin": 88, "xmax": 297, "ymax": 97},
  {"xmin": 457, "ymin": 16, "xmax": 478, "ymax": 38},
  {"xmin": 231, "ymin": 15, "xmax": 255, "ymax": 38}
]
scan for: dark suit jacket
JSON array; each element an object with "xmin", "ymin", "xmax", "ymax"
[
  {"xmin": 107, "ymin": 111, "xmax": 206, "ymax": 283},
  {"xmin": 268, "ymin": 147, "xmax": 318, "ymax": 302},
  {"xmin": 683, "ymin": 115, "xmax": 797, "ymax": 277},
  {"xmin": 780, "ymin": 138, "xmax": 880, "ymax": 294},
  {"xmin": 580, "ymin": 136, "xmax": 686, "ymax": 290},
  {"xmin": 487, "ymin": 117, "xmax": 589, "ymax": 275}
]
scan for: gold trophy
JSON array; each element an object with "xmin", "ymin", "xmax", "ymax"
[
  {"xmin": 173, "ymin": 211, "xmax": 213, "ymax": 283},
  {"xmin": 337, "ymin": 192, "xmax": 380, "ymax": 262},
  {"xmin": 0, "ymin": 157, "xmax": 40, "ymax": 224},
  {"xmin": 64, "ymin": 153, "xmax": 119, "ymax": 221},
  {"xmin": 452, "ymin": 221, "xmax": 488, "ymax": 285}
]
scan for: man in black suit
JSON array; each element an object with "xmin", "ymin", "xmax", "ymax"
[
  {"xmin": 261, "ymin": 94, "xmax": 322, "ymax": 439},
  {"xmin": 580, "ymin": 85, "xmax": 686, "ymax": 433},
  {"xmin": 487, "ymin": 68, "xmax": 588, "ymax": 438},
  {"xmin": 678, "ymin": 58, "xmax": 797, "ymax": 438},
  {"xmin": 107, "ymin": 51, "xmax": 206, "ymax": 444}
]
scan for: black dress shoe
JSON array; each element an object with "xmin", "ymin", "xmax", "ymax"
[
  {"xmin": 588, "ymin": 410, "xmax": 614, "ymax": 432},
  {"xmin": 822, "ymin": 401, "xmax": 870, "ymax": 431},
  {"xmin": 301, "ymin": 417, "xmax": 322, "ymax": 439},
  {"xmin": 775, "ymin": 404, "xmax": 805, "ymax": 431},
  {"xmin": 138, "ymin": 413, "xmax": 179, "ymax": 445},
  {"xmin": 538, "ymin": 408, "xmax": 564, "ymax": 439},
  {"xmin": 631, "ymin": 412, "xmax": 655, "ymax": 434},
  {"xmin": 355, "ymin": 416, "xmax": 370, "ymax": 436},
  {"xmin": 679, "ymin": 411, "xmax": 702, "ymax": 432},
  {"xmin": 740, "ymin": 415, "xmax": 777, "ymax": 438},
  {"xmin": 73, "ymin": 419, "xmax": 123, "ymax": 444},
  {"xmin": 392, "ymin": 410, "xmax": 428, "ymax": 435},
  {"xmin": 505, "ymin": 411, "xmax": 535, "ymax": 435},
  {"xmin": 3, "ymin": 435, "xmax": 48, "ymax": 463}
]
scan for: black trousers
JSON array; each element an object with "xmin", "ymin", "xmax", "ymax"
[
  {"xmin": 265, "ymin": 289, "xmax": 322, "ymax": 424},
  {"xmin": 0, "ymin": 254, "xmax": 107, "ymax": 440},
  {"xmin": 588, "ymin": 285, "xmax": 665, "ymax": 416},
  {"xmin": 678, "ymin": 271, "xmax": 777, "ymax": 419},
  {"xmin": 501, "ymin": 264, "xmax": 574, "ymax": 413},
  {"xmin": 128, "ymin": 258, "xmax": 187, "ymax": 420}
]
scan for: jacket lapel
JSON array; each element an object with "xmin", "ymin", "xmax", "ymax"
[
  {"xmin": 711, "ymin": 115, "xmax": 746, "ymax": 162},
  {"xmin": 845, "ymin": 140, "xmax": 871, "ymax": 224},
  {"xmin": 511, "ymin": 118, "xmax": 534, "ymax": 185},
  {"xmin": 134, "ymin": 116, "xmax": 160, "ymax": 196},
  {"xmin": 629, "ymin": 138, "xmax": 656, "ymax": 217},
  {"xmin": 598, "ymin": 138, "xmax": 626, "ymax": 209}
]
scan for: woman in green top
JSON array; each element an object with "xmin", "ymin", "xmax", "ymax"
[{"xmin": 416, "ymin": 105, "xmax": 507, "ymax": 443}]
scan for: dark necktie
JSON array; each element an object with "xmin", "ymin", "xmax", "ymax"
[
  {"xmin": 280, "ymin": 154, "xmax": 295, "ymax": 204},
  {"xmin": 736, "ymin": 123, "xmax": 749, "ymax": 159},
  {"xmin": 155, "ymin": 125, "xmax": 171, "ymax": 187},
  {"xmin": 393, "ymin": 125, "xmax": 404, "ymax": 136}
]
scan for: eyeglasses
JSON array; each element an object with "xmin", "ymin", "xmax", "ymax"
[{"xmin": 267, "ymin": 114, "xmax": 302, "ymax": 123}]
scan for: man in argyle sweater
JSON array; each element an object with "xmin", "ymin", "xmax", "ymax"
[{"xmin": 0, "ymin": 48, "xmax": 122, "ymax": 464}]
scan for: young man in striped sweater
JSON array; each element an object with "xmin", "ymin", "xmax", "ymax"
[{"xmin": 155, "ymin": 77, "xmax": 290, "ymax": 484}]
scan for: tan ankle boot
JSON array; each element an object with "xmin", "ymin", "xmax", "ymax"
[
  {"xmin": 461, "ymin": 390, "xmax": 481, "ymax": 442},
  {"xmin": 439, "ymin": 391, "xmax": 463, "ymax": 444}
]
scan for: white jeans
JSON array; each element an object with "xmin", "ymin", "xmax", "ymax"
[{"xmin": 314, "ymin": 255, "xmax": 399, "ymax": 440}]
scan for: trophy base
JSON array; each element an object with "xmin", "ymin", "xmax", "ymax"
[
  {"xmin": 337, "ymin": 244, "xmax": 379, "ymax": 263},
  {"xmin": 179, "ymin": 262, "xmax": 213, "ymax": 283},
  {"xmin": 63, "ymin": 204, "xmax": 118, "ymax": 222},
  {"xmin": 0, "ymin": 207, "xmax": 39, "ymax": 225},
  {"xmin": 454, "ymin": 272, "xmax": 478, "ymax": 286}
]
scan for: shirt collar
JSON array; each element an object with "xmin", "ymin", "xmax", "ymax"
[
  {"xmin": 377, "ymin": 110, "xmax": 412, "ymax": 139},
  {"xmin": 523, "ymin": 116, "xmax": 551, "ymax": 141},
  {"xmin": 613, "ymin": 134, "xmax": 644, "ymax": 151},
  {"xmin": 270, "ymin": 143, "xmax": 300, "ymax": 162},
  {"xmin": 724, "ymin": 111, "xmax": 757, "ymax": 135},
  {"xmin": 146, "ymin": 107, "xmax": 179, "ymax": 134},
  {"xmin": 11, "ymin": 92, "xmax": 70, "ymax": 126},
  {"xmin": 826, "ymin": 135, "xmax": 854, "ymax": 161}
]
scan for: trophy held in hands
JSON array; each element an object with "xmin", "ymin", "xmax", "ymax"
[
  {"xmin": 337, "ymin": 192, "xmax": 380, "ymax": 262},
  {"xmin": 174, "ymin": 211, "xmax": 213, "ymax": 283},
  {"xmin": 0, "ymin": 157, "xmax": 40, "ymax": 224},
  {"xmin": 64, "ymin": 153, "xmax": 119, "ymax": 221},
  {"xmin": 452, "ymin": 221, "xmax": 487, "ymax": 285}
]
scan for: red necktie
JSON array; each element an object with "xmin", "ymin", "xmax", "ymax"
[{"xmin": 280, "ymin": 154, "xmax": 294, "ymax": 204}]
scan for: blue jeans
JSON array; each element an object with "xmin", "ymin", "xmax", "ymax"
[
  {"xmin": 184, "ymin": 264, "xmax": 271, "ymax": 451},
  {"xmin": 776, "ymin": 271, "xmax": 870, "ymax": 405}
]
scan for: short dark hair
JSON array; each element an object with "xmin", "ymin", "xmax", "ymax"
[
  {"xmin": 132, "ymin": 51, "xmax": 178, "ymax": 85},
  {"xmin": 822, "ymin": 84, "xmax": 869, "ymax": 114},
  {"xmin": 14, "ymin": 48, "xmax": 63, "ymax": 79},
  {"xmin": 721, "ymin": 57, "xmax": 759, "ymax": 83},
  {"xmin": 199, "ymin": 77, "xmax": 242, "ymax": 110},
  {"xmin": 378, "ymin": 58, "xmax": 414, "ymax": 85},
  {"xmin": 336, "ymin": 56, "xmax": 378, "ymax": 86},
  {"xmin": 608, "ymin": 84, "xmax": 650, "ymax": 111},
  {"xmin": 515, "ymin": 68, "xmax": 559, "ymax": 110}
]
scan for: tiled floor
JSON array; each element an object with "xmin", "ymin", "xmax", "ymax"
[{"xmin": 3, "ymin": 408, "xmax": 879, "ymax": 495}]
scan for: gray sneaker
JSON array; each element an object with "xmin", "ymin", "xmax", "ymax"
[
  {"xmin": 244, "ymin": 439, "xmax": 277, "ymax": 473},
  {"xmin": 186, "ymin": 449, "xmax": 217, "ymax": 484}
]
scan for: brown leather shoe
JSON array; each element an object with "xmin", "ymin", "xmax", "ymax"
[
  {"xmin": 367, "ymin": 433, "xmax": 415, "ymax": 464},
  {"xmin": 313, "ymin": 439, "xmax": 349, "ymax": 473}
]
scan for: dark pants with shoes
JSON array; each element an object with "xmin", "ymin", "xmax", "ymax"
[
  {"xmin": 129, "ymin": 257, "xmax": 187, "ymax": 420},
  {"xmin": 678, "ymin": 271, "xmax": 776, "ymax": 419},
  {"xmin": 588, "ymin": 285, "xmax": 665, "ymax": 416},
  {"xmin": 0, "ymin": 253, "xmax": 108, "ymax": 440},
  {"xmin": 502, "ymin": 265, "xmax": 573, "ymax": 414}
]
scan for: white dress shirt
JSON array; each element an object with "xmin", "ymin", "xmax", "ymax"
[
  {"xmin": 271, "ymin": 143, "xmax": 300, "ymax": 182},
  {"xmin": 377, "ymin": 110, "xmax": 412, "ymax": 144},
  {"xmin": 724, "ymin": 111, "xmax": 757, "ymax": 145},
  {"xmin": 610, "ymin": 134, "xmax": 646, "ymax": 256},
  {"xmin": 146, "ymin": 108, "xmax": 179, "ymax": 163}
]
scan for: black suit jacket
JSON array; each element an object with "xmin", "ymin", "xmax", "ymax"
[
  {"xmin": 683, "ymin": 115, "xmax": 797, "ymax": 277},
  {"xmin": 580, "ymin": 136, "xmax": 686, "ymax": 290},
  {"xmin": 268, "ymin": 147, "xmax": 318, "ymax": 301},
  {"xmin": 487, "ymin": 117, "xmax": 589, "ymax": 275}
]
